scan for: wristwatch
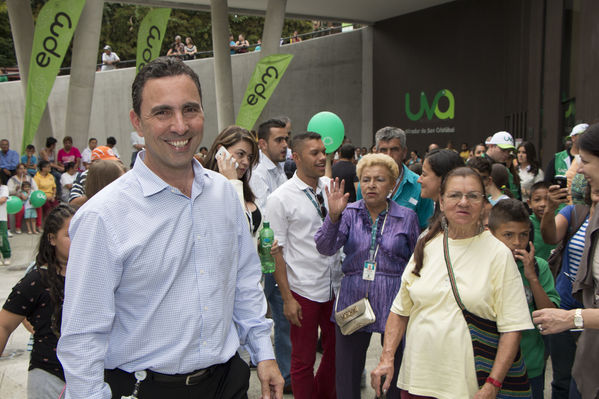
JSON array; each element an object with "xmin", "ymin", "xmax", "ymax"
[{"xmin": 574, "ymin": 308, "xmax": 584, "ymax": 329}]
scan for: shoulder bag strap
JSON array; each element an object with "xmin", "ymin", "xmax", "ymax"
[{"xmin": 442, "ymin": 230, "xmax": 466, "ymax": 311}]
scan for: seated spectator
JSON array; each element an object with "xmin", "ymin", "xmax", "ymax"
[
  {"xmin": 167, "ymin": 35, "xmax": 185, "ymax": 57},
  {"xmin": 235, "ymin": 34, "xmax": 249, "ymax": 53},
  {"xmin": 184, "ymin": 37, "xmax": 197, "ymax": 60},
  {"xmin": 34, "ymin": 160, "xmax": 59, "ymax": 221},
  {"xmin": 60, "ymin": 163, "xmax": 78, "ymax": 203},
  {"xmin": 0, "ymin": 139, "xmax": 20, "ymax": 185},
  {"xmin": 80, "ymin": 138, "xmax": 98, "ymax": 171},
  {"xmin": 21, "ymin": 144, "xmax": 38, "ymax": 177},
  {"xmin": 57, "ymin": 136, "xmax": 81, "ymax": 171},
  {"xmin": 39, "ymin": 137, "xmax": 64, "ymax": 200},
  {"xmin": 254, "ymin": 39, "xmax": 262, "ymax": 52},
  {"xmin": 229, "ymin": 34, "xmax": 237, "ymax": 54},
  {"xmin": 290, "ymin": 31, "xmax": 302, "ymax": 43},
  {"xmin": 106, "ymin": 136, "xmax": 120, "ymax": 159}
]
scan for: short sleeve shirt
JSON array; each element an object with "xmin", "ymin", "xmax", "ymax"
[{"xmin": 3, "ymin": 268, "xmax": 65, "ymax": 381}]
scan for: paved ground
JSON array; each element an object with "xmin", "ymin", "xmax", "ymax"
[{"xmin": 0, "ymin": 232, "xmax": 553, "ymax": 398}]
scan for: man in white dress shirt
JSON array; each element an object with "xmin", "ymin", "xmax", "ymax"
[
  {"xmin": 265, "ymin": 132, "xmax": 340, "ymax": 398},
  {"xmin": 249, "ymin": 118, "xmax": 292, "ymax": 392}
]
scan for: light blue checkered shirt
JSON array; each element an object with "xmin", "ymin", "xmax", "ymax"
[{"xmin": 58, "ymin": 152, "xmax": 273, "ymax": 399}]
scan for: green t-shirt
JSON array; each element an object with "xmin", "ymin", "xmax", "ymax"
[
  {"xmin": 529, "ymin": 214, "xmax": 557, "ymax": 261},
  {"xmin": 517, "ymin": 257, "xmax": 561, "ymax": 378}
]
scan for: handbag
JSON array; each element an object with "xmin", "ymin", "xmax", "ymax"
[
  {"xmin": 334, "ymin": 207, "xmax": 390, "ymax": 335},
  {"xmin": 442, "ymin": 230, "xmax": 532, "ymax": 398},
  {"xmin": 334, "ymin": 295, "xmax": 376, "ymax": 335}
]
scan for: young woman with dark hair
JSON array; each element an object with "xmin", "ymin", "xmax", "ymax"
[
  {"xmin": 0, "ymin": 204, "xmax": 75, "ymax": 398},
  {"xmin": 205, "ymin": 125, "xmax": 261, "ymax": 235},
  {"xmin": 517, "ymin": 141, "xmax": 544, "ymax": 202}
]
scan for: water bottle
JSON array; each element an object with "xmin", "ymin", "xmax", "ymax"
[{"xmin": 259, "ymin": 222, "xmax": 275, "ymax": 273}]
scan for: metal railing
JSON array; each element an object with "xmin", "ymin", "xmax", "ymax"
[{"xmin": 0, "ymin": 25, "xmax": 352, "ymax": 81}]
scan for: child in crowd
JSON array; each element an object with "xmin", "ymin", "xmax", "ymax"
[
  {"xmin": 527, "ymin": 181, "xmax": 557, "ymax": 261},
  {"xmin": 21, "ymin": 181, "xmax": 37, "ymax": 234},
  {"xmin": 487, "ymin": 163, "xmax": 512, "ymax": 205},
  {"xmin": 489, "ymin": 199, "xmax": 560, "ymax": 399},
  {"xmin": 0, "ymin": 183, "xmax": 10, "ymax": 264},
  {"xmin": 21, "ymin": 144, "xmax": 37, "ymax": 177},
  {"xmin": 60, "ymin": 163, "xmax": 78, "ymax": 203}
]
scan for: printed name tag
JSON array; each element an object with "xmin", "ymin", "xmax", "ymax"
[
  {"xmin": 409, "ymin": 197, "xmax": 418, "ymax": 206},
  {"xmin": 363, "ymin": 261, "xmax": 376, "ymax": 281}
]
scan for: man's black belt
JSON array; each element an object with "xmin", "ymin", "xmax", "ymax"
[{"xmin": 145, "ymin": 365, "xmax": 218, "ymax": 386}]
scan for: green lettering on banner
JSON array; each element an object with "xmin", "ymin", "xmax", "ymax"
[
  {"xmin": 136, "ymin": 8, "xmax": 171, "ymax": 74},
  {"xmin": 236, "ymin": 54, "xmax": 294, "ymax": 130},
  {"xmin": 405, "ymin": 89, "xmax": 455, "ymax": 122},
  {"xmin": 21, "ymin": 0, "xmax": 86, "ymax": 153}
]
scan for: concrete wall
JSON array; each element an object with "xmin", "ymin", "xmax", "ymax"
[{"xmin": 0, "ymin": 28, "xmax": 370, "ymax": 165}]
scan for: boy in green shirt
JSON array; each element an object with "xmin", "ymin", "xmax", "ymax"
[
  {"xmin": 528, "ymin": 181, "xmax": 557, "ymax": 261},
  {"xmin": 489, "ymin": 199, "xmax": 560, "ymax": 399}
]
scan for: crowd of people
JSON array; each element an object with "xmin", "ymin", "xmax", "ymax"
[{"xmin": 0, "ymin": 56, "xmax": 598, "ymax": 399}]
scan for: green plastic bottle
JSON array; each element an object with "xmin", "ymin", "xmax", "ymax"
[{"xmin": 259, "ymin": 222, "xmax": 276, "ymax": 273}]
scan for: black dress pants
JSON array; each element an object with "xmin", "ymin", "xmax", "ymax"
[{"xmin": 105, "ymin": 353, "xmax": 250, "ymax": 399}]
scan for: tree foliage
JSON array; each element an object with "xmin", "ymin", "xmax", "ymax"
[{"xmin": 0, "ymin": 1, "xmax": 314, "ymax": 69}]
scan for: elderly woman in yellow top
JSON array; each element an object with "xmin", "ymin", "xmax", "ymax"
[{"xmin": 371, "ymin": 166, "xmax": 534, "ymax": 399}]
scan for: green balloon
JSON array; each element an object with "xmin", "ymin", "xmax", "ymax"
[
  {"xmin": 7, "ymin": 196, "xmax": 23, "ymax": 215},
  {"xmin": 307, "ymin": 111, "xmax": 345, "ymax": 154},
  {"xmin": 30, "ymin": 190, "xmax": 47, "ymax": 208}
]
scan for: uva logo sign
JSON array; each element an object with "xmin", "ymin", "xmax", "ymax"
[{"xmin": 405, "ymin": 89, "xmax": 455, "ymax": 121}]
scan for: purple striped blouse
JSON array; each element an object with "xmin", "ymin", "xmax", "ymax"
[{"xmin": 315, "ymin": 200, "xmax": 420, "ymax": 333}]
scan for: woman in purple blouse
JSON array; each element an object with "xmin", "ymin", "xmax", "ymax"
[{"xmin": 315, "ymin": 153, "xmax": 420, "ymax": 399}]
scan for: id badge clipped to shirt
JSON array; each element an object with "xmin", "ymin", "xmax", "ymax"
[{"xmin": 363, "ymin": 260, "xmax": 376, "ymax": 281}]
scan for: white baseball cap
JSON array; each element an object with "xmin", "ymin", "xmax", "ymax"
[
  {"xmin": 569, "ymin": 123, "xmax": 588, "ymax": 137},
  {"xmin": 485, "ymin": 131, "xmax": 515, "ymax": 150}
]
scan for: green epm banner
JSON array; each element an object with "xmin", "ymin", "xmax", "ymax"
[
  {"xmin": 136, "ymin": 8, "xmax": 171, "ymax": 74},
  {"xmin": 21, "ymin": 0, "xmax": 86, "ymax": 153},
  {"xmin": 236, "ymin": 54, "xmax": 293, "ymax": 130}
]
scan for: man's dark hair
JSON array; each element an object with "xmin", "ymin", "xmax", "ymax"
[
  {"xmin": 107, "ymin": 136, "xmax": 117, "ymax": 146},
  {"xmin": 199, "ymin": 146, "xmax": 208, "ymax": 152},
  {"xmin": 339, "ymin": 144, "xmax": 355, "ymax": 159},
  {"xmin": 26, "ymin": 144, "xmax": 35, "ymax": 151},
  {"xmin": 64, "ymin": 162, "xmax": 76, "ymax": 171},
  {"xmin": 45, "ymin": 137, "xmax": 57, "ymax": 148},
  {"xmin": 467, "ymin": 156, "xmax": 492, "ymax": 176},
  {"xmin": 258, "ymin": 119, "xmax": 286, "ymax": 141},
  {"xmin": 530, "ymin": 181, "xmax": 550, "ymax": 197},
  {"xmin": 488, "ymin": 198, "xmax": 530, "ymax": 232},
  {"xmin": 290, "ymin": 132, "xmax": 321, "ymax": 152},
  {"xmin": 132, "ymin": 57, "xmax": 203, "ymax": 116},
  {"xmin": 89, "ymin": 137, "xmax": 97, "ymax": 143}
]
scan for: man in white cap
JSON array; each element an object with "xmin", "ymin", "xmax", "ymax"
[
  {"xmin": 484, "ymin": 131, "xmax": 515, "ymax": 164},
  {"xmin": 101, "ymin": 45, "xmax": 120, "ymax": 71},
  {"xmin": 544, "ymin": 123, "xmax": 588, "ymax": 184},
  {"xmin": 484, "ymin": 131, "xmax": 519, "ymax": 198}
]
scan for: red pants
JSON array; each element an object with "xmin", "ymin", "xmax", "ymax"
[
  {"xmin": 12, "ymin": 206, "xmax": 42, "ymax": 229},
  {"xmin": 289, "ymin": 291, "xmax": 336, "ymax": 399}
]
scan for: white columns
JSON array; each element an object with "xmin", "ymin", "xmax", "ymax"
[{"xmin": 210, "ymin": 0, "xmax": 235, "ymax": 131}]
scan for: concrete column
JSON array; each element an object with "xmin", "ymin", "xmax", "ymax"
[
  {"xmin": 6, "ymin": 0, "xmax": 54, "ymax": 148},
  {"xmin": 65, "ymin": 0, "xmax": 104, "ymax": 148},
  {"xmin": 210, "ymin": 0, "xmax": 235, "ymax": 130},
  {"xmin": 260, "ymin": 0, "xmax": 287, "ymax": 57},
  {"xmin": 361, "ymin": 27, "xmax": 373, "ymax": 147}
]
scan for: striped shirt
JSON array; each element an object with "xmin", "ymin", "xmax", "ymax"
[{"xmin": 566, "ymin": 218, "xmax": 589, "ymax": 281}]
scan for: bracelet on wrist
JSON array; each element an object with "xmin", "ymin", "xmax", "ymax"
[{"xmin": 486, "ymin": 376, "xmax": 502, "ymax": 389}]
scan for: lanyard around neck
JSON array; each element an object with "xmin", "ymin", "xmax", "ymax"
[
  {"xmin": 368, "ymin": 206, "xmax": 389, "ymax": 261},
  {"xmin": 303, "ymin": 188, "xmax": 325, "ymax": 221}
]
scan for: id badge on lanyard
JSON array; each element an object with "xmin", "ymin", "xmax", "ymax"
[{"xmin": 362, "ymin": 209, "xmax": 388, "ymax": 281}]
